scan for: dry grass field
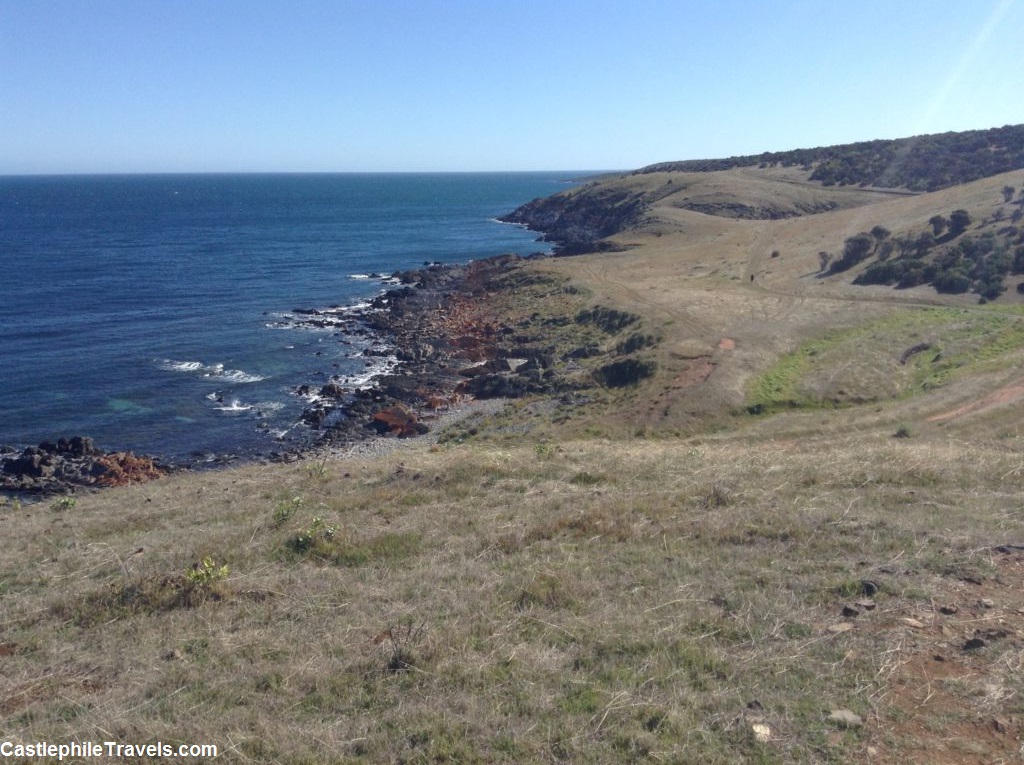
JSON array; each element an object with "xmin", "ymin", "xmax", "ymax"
[{"xmin": 3, "ymin": 165, "xmax": 1024, "ymax": 763}]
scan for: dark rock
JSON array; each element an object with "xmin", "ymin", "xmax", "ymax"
[
  {"xmin": 0, "ymin": 437, "xmax": 166, "ymax": 495},
  {"xmin": 457, "ymin": 374, "xmax": 530, "ymax": 399},
  {"xmin": 860, "ymin": 580, "xmax": 880, "ymax": 596},
  {"xmin": 319, "ymin": 383, "xmax": 347, "ymax": 399}
]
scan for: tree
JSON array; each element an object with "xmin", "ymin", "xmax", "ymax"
[
  {"xmin": 1003, "ymin": 185, "xmax": 1016, "ymax": 203},
  {"xmin": 915, "ymin": 231, "xmax": 936, "ymax": 257},
  {"xmin": 818, "ymin": 251, "xmax": 832, "ymax": 272},
  {"xmin": 929, "ymin": 215, "xmax": 948, "ymax": 237},
  {"xmin": 870, "ymin": 225, "xmax": 891, "ymax": 243},
  {"xmin": 933, "ymin": 270, "xmax": 971, "ymax": 294},
  {"xmin": 830, "ymin": 233, "xmax": 876, "ymax": 272},
  {"xmin": 949, "ymin": 209, "xmax": 972, "ymax": 236}
]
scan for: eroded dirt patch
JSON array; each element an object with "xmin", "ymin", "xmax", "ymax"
[{"xmin": 928, "ymin": 379, "xmax": 1024, "ymax": 423}]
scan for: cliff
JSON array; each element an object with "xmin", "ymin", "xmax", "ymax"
[{"xmin": 499, "ymin": 183, "xmax": 647, "ymax": 253}]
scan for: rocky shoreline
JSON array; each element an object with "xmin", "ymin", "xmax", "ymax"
[
  {"xmin": 1, "ymin": 253, "xmax": 565, "ymax": 498},
  {"xmin": 292, "ymin": 254, "xmax": 564, "ymax": 445},
  {"xmin": 0, "ymin": 437, "xmax": 168, "ymax": 496}
]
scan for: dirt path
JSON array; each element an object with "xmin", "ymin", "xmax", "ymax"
[{"xmin": 928, "ymin": 379, "xmax": 1024, "ymax": 423}]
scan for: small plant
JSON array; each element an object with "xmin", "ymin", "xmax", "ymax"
[
  {"xmin": 568, "ymin": 471, "xmax": 604, "ymax": 487},
  {"xmin": 289, "ymin": 516, "xmax": 338, "ymax": 553},
  {"xmin": 535, "ymin": 441, "xmax": 557, "ymax": 460},
  {"xmin": 272, "ymin": 496, "xmax": 303, "ymax": 528},
  {"xmin": 50, "ymin": 496, "xmax": 77, "ymax": 511},
  {"xmin": 698, "ymin": 483, "xmax": 732, "ymax": 509},
  {"xmin": 372, "ymin": 619, "xmax": 428, "ymax": 673},
  {"xmin": 893, "ymin": 425, "xmax": 913, "ymax": 439},
  {"xmin": 186, "ymin": 556, "xmax": 230, "ymax": 586},
  {"xmin": 305, "ymin": 455, "xmax": 329, "ymax": 478}
]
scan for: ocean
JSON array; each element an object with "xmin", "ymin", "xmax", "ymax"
[{"xmin": 0, "ymin": 173, "xmax": 573, "ymax": 461}]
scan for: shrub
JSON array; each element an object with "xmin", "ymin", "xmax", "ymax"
[
  {"xmin": 575, "ymin": 306, "xmax": 639, "ymax": 334},
  {"xmin": 594, "ymin": 358, "xmax": 657, "ymax": 388},
  {"xmin": 615, "ymin": 332, "xmax": 657, "ymax": 355},
  {"xmin": 829, "ymin": 233, "xmax": 875, "ymax": 273},
  {"xmin": 854, "ymin": 261, "xmax": 901, "ymax": 285},
  {"xmin": 933, "ymin": 270, "xmax": 971, "ymax": 294},
  {"xmin": 186, "ymin": 556, "xmax": 230, "ymax": 587},
  {"xmin": 950, "ymin": 209, "xmax": 972, "ymax": 236}
]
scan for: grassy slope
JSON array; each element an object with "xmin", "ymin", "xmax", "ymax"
[{"xmin": 4, "ymin": 167, "xmax": 1024, "ymax": 764}]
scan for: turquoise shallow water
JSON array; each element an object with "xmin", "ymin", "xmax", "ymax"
[{"xmin": 0, "ymin": 173, "xmax": 574, "ymax": 459}]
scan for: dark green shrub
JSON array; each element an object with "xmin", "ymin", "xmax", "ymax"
[{"xmin": 594, "ymin": 359, "xmax": 657, "ymax": 388}]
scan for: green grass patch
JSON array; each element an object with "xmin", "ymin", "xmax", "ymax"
[{"xmin": 747, "ymin": 307, "xmax": 1024, "ymax": 413}]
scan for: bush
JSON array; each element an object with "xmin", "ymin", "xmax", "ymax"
[
  {"xmin": 594, "ymin": 359, "xmax": 657, "ymax": 388},
  {"xmin": 950, "ymin": 209, "xmax": 972, "ymax": 236},
  {"xmin": 933, "ymin": 270, "xmax": 971, "ymax": 294},
  {"xmin": 829, "ymin": 233, "xmax": 875, "ymax": 273},
  {"xmin": 854, "ymin": 261, "xmax": 901, "ymax": 285}
]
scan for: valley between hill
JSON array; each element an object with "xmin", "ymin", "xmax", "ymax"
[{"xmin": 4, "ymin": 131, "xmax": 1024, "ymax": 763}]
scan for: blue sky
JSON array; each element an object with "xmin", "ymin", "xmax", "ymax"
[{"xmin": 2, "ymin": 0, "xmax": 1022, "ymax": 174}]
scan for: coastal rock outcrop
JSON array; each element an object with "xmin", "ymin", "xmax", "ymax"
[
  {"xmin": 295, "ymin": 256, "xmax": 576, "ymax": 449},
  {"xmin": 499, "ymin": 186, "xmax": 646, "ymax": 253},
  {"xmin": 0, "ymin": 438, "xmax": 166, "ymax": 495}
]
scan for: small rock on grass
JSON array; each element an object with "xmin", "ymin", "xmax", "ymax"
[
  {"xmin": 827, "ymin": 709, "xmax": 863, "ymax": 728},
  {"xmin": 827, "ymin": 622, "xmax": 854, "ymax": 634}
]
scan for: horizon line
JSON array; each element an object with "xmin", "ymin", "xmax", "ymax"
[{"xmin": 0, "ymin": 168, "xmax": 623, "ymax": 179}]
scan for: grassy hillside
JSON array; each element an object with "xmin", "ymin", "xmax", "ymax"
[
  {"xmin": 4, "ymin": 433, "xmax": 1024, "ymax": 763},
  {"xmin": 5, "ymin": 132, "xmax": 1024, "ymax": 763}
]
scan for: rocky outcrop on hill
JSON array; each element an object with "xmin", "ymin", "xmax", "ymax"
[
  {"xmin": 0, "ymin": 437, "xmax": 166, "ymax": 495},
  {"xmin": 499, "ymin": 186, "xmax": 645, "ymax": 253}
]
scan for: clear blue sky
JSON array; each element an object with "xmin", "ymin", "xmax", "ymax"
[{"xmin": 2, "ymin": 0, "xmax": 1022, "ymax": 174}]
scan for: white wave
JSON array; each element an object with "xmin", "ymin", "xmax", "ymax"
[
  {"xmin": 214, "ymin": 399, "xmax": 252, "ymax": 413},
  {"xmin": 158, "ymin": 358, "xmax": 265, "ymax": 383},
  {"xmin": 266, "ymin": 304, "xmax": 369, "ymax": 332},
  {"xmin": 344, "ymin": 354, "xmax": 399, "ymax": 390},
  {"xmin": 217, "ymin": 368, "xmax": 266, "ymax": 384},
  {"xmin": 349, "ymin": 273, "xmax": 371, "ymax": 280},
  {"xmin": 159, "ymin": 359, "xmax": 205, "ymax": 373}
]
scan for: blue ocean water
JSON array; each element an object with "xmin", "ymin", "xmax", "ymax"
[{"xmin": 0, "ymin": 173, "xmax": 571, "ymax": 460}]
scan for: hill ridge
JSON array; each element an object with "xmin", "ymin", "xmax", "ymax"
[{"xmin": 636, "ymin": 123, "xmax": 1024, "ymax": 192}]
